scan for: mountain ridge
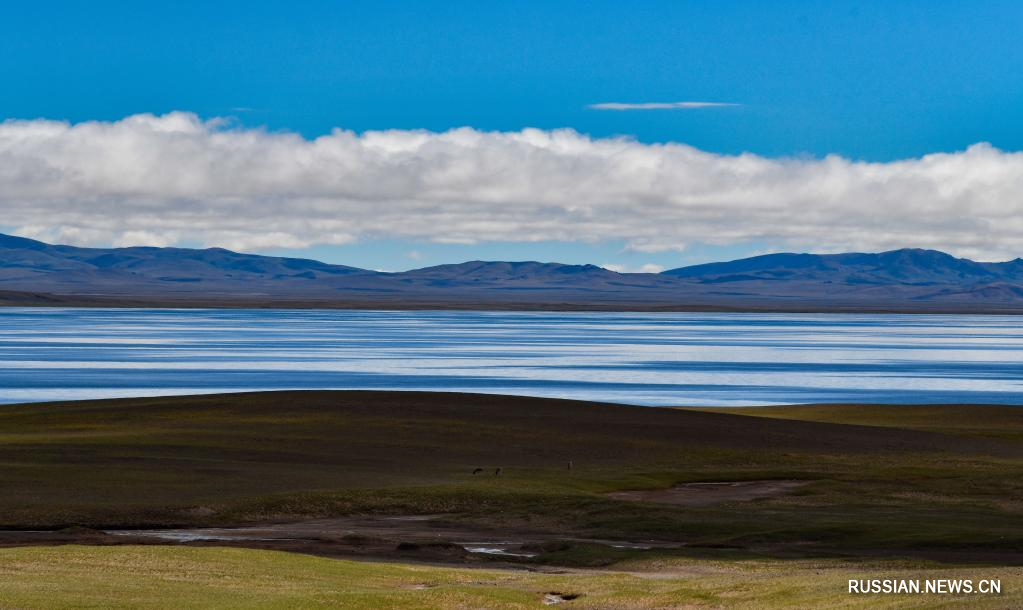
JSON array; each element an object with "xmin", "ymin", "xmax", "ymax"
[
  {"xmin": 663, "ymin": 248, "xmax": 1023, "ymax": 285},
  {"xmin": 1, "ymin": 233, "xmax": 1021, "ymax": 312}
]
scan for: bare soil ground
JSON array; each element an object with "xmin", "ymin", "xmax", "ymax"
[
  {"xmin": 0, "ymin": 514, "xmax": 683, "ymax": 567},
  {"xmin": 606, "ymin": 480, "xmax": 808, "ymax": 507}
]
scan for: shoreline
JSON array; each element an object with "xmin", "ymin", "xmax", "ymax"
[
  {"xmin": 4, "ymin": 290, "xmax": 1023, "ymax": 315},
  {"xmin": 1, "ymin": 388, "xmax": 1021, "ymax": 410}
]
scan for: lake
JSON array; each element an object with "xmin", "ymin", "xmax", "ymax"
[{"xmin": 0, "ymin": 308, "xmax": 1020, "ymax": 406}]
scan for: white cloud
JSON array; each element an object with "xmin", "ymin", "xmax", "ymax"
[
  {"xmin": 602, "ymin": 263, "xmax": 665, "ymax": 274},
  {"xmin": 2, "ymin": 112, "xmax": 1023, "ymax": 260},
  {"xmin": 588, "ymin": 101, "xmax": 739, "ymax": 110}
]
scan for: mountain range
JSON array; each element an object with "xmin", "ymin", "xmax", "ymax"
[{"xmin": 2, "ymin": 232, "xmax": 1022, "ymax": 312}]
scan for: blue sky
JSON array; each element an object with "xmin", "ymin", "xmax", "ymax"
[{"xmin": 2, "ymin": 1, "xmax": 1022, "ymax": 269}]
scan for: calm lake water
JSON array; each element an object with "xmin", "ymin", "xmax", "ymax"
[{"xmin": 0, "ymin": 308, "xmax": 1021, "ymax": 406}]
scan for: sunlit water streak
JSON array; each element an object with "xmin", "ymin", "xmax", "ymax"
[{"xmin": 0, "ymin": 308, "xmax": 1020, "ymax": 406}]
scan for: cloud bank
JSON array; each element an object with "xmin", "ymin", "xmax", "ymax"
[
  {"xmin": 1, "ymin": 112, "xmax": 1022, "ymax": 260},
  {"xmin": 588, "ymin": 101, "xmax": 739, "ymax": 110}
]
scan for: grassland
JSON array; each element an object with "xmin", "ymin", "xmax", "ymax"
[
  {"xmin": 1, "ymin": 545, "xmax": 1021, "ymax": 609},
  {"xmin": 0, "ymin": 391, "xmax": 1020, "ymax": 608},
  {"xmin": 1, "ymin": 391, "xmax": 1021, "ymax": 556},
  {"xmin": 699, "ymin": 403, "xmax": 1023, "ymax": 442}
]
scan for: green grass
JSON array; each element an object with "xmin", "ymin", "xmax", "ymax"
[
  {"xmin": 1, "ymin": 391, "xmax": 1020, "ymax": 558},
  {"xmin": 2, "ymin": 392, "xmax": 1021, "ymax": 608},
  {"xmin": 0, "ymin": 545, "xmax": 1018, "ymax": 609},
  {"xmin": 698, "ymin": 404, "xmax": 1023, "ymax": 442}
]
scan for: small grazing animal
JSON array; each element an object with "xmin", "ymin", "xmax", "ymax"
[
  {"xmin": 494, "ymin": 467, "xmax": 502, "ymax": 476},
  {"xmin": 472, "ymin": 468, "xmax": 483, "ymax": 475}
]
